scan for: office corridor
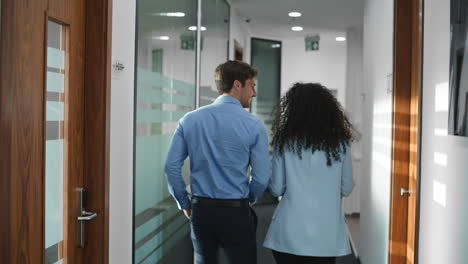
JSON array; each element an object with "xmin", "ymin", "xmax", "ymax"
[{"xmin": 3, "ymin": 0, "xmax": 468, "ymax": 263}]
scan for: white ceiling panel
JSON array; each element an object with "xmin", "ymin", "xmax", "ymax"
[{"xmin": 230, "ymin": 0, "xmax": 364, "ymax": 37}]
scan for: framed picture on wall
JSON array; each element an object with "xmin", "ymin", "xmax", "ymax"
[{"xmin": 449, "ymin": 0, "xmax": 468, "ymax": 136}]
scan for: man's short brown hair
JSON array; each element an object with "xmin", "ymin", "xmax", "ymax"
[{"xmin": 215, "ymin": 60, "xmax": 258, "ymax": 94}]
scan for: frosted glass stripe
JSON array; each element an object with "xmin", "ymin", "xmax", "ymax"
[
  {"xmin": 200, "ymin": 86, "xmax": 218, "ymax": 97},
  {"xmin": 47, "ymin": 72, "xmax": 65, "ymax": 93},
  {"xmin": 47, "ymin": 47, "xmax": 65, "ymax": 70},
  {"xmin": 136, "ymin": 102, "xmax": 194, "ymax": 113},
  {"xmin": 137, "ymin": 86, "xmax": 194, "ymax": 107},
  {"xmin": 137, "ymin": 110, "xmax": 185, "ymax": 123},
  {"xmin": 200, "ymin": 98, "xmax": 213, "ymax": 107},
  {"xmin": 46, "ymin": 101, "xmax": 64, "ymax": 121},
  {"xmin": 137, "ymin": 69, "xmax": 195, "ymax": 94},
  {"xmin": 136, "ymin": 122, "xmax": 178, "ymax": 136},
  {"xmin": 45, "ymin": 140, "xmax": 64, "ymax": 248}
]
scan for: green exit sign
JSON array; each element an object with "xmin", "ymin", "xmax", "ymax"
[
  {"xmin": 305, "ymin": 35, "xmax": 320, "ymax": 51},
  {"xmin": 180, "ymin": 35, "xmax": 203, "ymax": 51}
]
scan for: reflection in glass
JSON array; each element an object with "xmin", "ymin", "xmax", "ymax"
[
  {"xmin": 134, "ymin": 0, "xmax": 197, "ymax": 263},
  {"xmin": 250, "ymin": 38, "xmax": 281, "ymax": 204},
  {"xmin": 200, "ymin": 0, "xmax": 230, "ymax": 107},
  {"xmin": 251, "ymin": 38, "xmax": 282, "ymax": 146},
  {"xmin": 449, "ymin": 0, "xmax": 468, "ymax": 136},
  {"xmin": 45, "ymin": 20, "xmax": 66, "ymax": 264},
  {"xmin": 134, "ymin": 0, "xmax": 231, "ymax": 261}
]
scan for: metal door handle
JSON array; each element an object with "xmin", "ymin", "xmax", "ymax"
[
  {"xmin": 400, "ymin": 188, "xmax": 413, "ymax": 196},
  {"xmin": 77, "ymin": 188, "xmax": 97, "ymax": 248},
  {"xmin": 78, "ymin": 210, "xmax": 97, "ymax": 221}
]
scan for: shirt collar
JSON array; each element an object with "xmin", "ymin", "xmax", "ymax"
[{"xmin": 214, "ymin": 95, "xmax": 242, "ymax": 106}]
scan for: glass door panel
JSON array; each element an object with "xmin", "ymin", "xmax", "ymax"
[
  {"xmin": 251, "ymin": 38, "xmax": 281, "ymax": 147},
  {"xmin": 251, "ymin": 38, "xmax": 281, "ymax": 204},
  {"xmin": 45, "ymin": 20, "xmax": 67, "ymax": 264},
  {"xmin": 134, "ymin": 0, "xmax": 231, "ymax": 262},
  {"xmin": 134, "ymin": 0, "xmax": 196, "ymax": 263},
  {"xmin": 199, "ymin": 0, "xmax": 230, "ymax": 107}
]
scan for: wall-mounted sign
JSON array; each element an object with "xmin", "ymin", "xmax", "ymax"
[
  {"xmin": 180, "ymin": 35, "xmax": 203, "ymax": 51},
  {"xmin": 305, "ymin": 35, "xmax": 320, "ymax": 51}
]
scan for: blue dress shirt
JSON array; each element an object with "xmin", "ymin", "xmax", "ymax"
[{"xmin": 165, "ymin": 95, "xmax": 271, "ymax": 209}]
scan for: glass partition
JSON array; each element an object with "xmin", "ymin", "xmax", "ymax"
[
  {"xmin": 199, "ymin": 0, "xmax": 230, "ymax": 107},
  {"xmin": 250, "ymin": 38, "xmax": 281, "ymax": 204},
  {"xmin": 251, "ymin": 38, "xmax": 282, "ymax": 147},
  {"xmin": 45, "ymin": 20, "xmax": 67, "ymax": 264},
  {"xmin": 134, "ymin": 0, "xmax": 197, "ymax": 263},
  {"xmin": 134, "ymin": 0, "xmax": 231, "ymax": 262}
]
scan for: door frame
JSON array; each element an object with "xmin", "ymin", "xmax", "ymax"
[
  {"xmin": 389, "ymin": 0, "xmax": 423, "ymax": 263},
  {"xmin": 0, "ymin": 0, "xmax": 112, "ymax": 263}
]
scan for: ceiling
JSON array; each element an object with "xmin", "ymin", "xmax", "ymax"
[
  {"xmin": 230, "ymin": 0, "xmax": 365, "ymax": 37},
  {"xmin": 138, "ymin": 0, "xmax": 230, "ymax": 40}
]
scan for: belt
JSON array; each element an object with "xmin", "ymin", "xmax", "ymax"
[{"xmin": 191, "ymin": 196, "xmax": 249, "ymax": 208}]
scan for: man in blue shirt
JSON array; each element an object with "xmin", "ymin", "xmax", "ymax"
[{"xmin": 165, "ymin": 60, "xmax": 271, "ymax": 264}]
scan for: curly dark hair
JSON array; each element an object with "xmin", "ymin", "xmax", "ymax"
[{"xmin": 271, "ymin": 83, "xmax": 354, "ymax": 166}]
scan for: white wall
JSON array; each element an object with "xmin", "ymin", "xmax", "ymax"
[
  {"xmin": 109, "ymin": 0, "xmax": 135, "ymax": 263},
  {"xmin": 229, "ymin": 5, "xmax": 252, "ymax": 62},
  {"xmin": 229, "ymin": 6, "xmax": 348, "ymax": 102},
  {"xmin": 237, "ymin": 31, "xmax": 347, "ymax": 105},
  {"xmin": 201, "ymin": 36, "xmax": 230, "ymax": 90},
  {"xmin": 359, "ymin": 0, "xmax": 394, "ymax": 263},
  {"xmin": 343, "ymin": 25, "xmax": 364, "ymax": 215},
  {"xmin": 280, "ymin": 34, "xmax": 347, "ymax": 103},
  {"xmin": 137, "ymin": 35, "xmax": 196, "ymax": 85},
  {"xmin": 419, "ymin": 1, "xmax": 468, "ymax": 263}
]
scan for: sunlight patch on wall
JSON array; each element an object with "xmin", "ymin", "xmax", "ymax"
[
  {"xmin": 433, "ymin": 152, "xmax": 448, "ymax": 167},
  {"xmin": 434, "ymin": 128, "xmax": 448, "ymax": 136},
  {"xmin": 372, "ymin": 135, "xmax": 392, "ymax": 147},
  {"xmin": 435, "ymin": 82, "xmax": 449, "ymax": 112},
  {"xmin": 373, "ymin": 123, "xmax": 392, "ymax": 129},
  {"xmin": 433, "ymin": 180, "xmax": 447, "ymax": 207},
  {"xmin": 372, "ymin": 150, "xmax": 391, "ymax": 170}
]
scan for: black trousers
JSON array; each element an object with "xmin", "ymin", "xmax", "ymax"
[
  {"xmin": 272, "ymin": 250, "xmax": 336, "ymax": 264},
  {"xmin": 190, "ymin": 199, "xmax": 258, "ymax": 264}
]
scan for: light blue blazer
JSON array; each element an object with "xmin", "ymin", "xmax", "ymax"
[{"xmin": 263, "ymin": 147, "xmax": 354, "ymax": 257}]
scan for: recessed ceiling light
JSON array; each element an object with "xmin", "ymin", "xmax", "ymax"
[
  {"xmin": 336, "ymin": 37, "xmax": 346, "ymax": 42},
  {"xmin": 288, "ymin": 12, "xmax": 302, "ymax": 17},
  {"xmin": 148, "ymin": 12, "xmax": 186, "ymax": 17},
  {"xmin": 291, "ymin": 26, "xmax": 303, "ymax": 31},
  {"xmin": 188, "ymin": 26, "xmax": 207, "ymax": 31},
  {"xmin": 153, "ymin": 36, "xmax": 170, "ymax": 40},
  {"xmin": 153, "ymin": 12, "xmax": 185, "ymax": 17}
]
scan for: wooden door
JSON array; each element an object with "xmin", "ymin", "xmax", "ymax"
[
  {"xmin": 389, "ymin": 0, "xmax": 422, "ymax": 263},
  {"xmin": 0, "ymin": 0, "xmax": 112, "ymax": 263}
]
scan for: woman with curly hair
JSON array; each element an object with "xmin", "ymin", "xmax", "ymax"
[{"xmin": 263, "ymin": 83, "xmax": 355, "ymax": 264}]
